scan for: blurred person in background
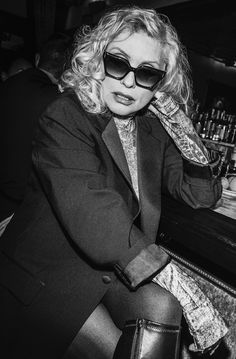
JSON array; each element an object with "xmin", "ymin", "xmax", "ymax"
[
  {"xmin": 0, "ymin": 56, "xmax": 33, "ymax": 82},
  {"xmin": 0, "ymin": 33, "xmax": 71, "ymax": 235}
]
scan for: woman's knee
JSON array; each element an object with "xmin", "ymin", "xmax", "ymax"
[
  {"xmin": 151, "ymin": 284, "xmax": 182, "ymax": 324},
  {"xmin": 103, "ymin": 280, "xmax": 182, "ymax": 329},
  {"xmin": 136, "ymin": 282, "xmax": 182, "ymax": 325}
]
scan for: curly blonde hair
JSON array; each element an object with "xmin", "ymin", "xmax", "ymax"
[{"xmin": 61, "ymin": 6, "xmax": 193, "ymax": 114}]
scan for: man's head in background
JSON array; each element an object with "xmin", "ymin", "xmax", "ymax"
[
  {"xmin": 35, "ymin": 33, "xmax": 72, "ymax": 83},
  {"xmin": 0, "ymin": 33, "xmax": 71, "ymax": 84}
]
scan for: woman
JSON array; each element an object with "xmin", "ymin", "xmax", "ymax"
[{"xmin": 0, "ymin": 6, "xmax": 222, "ymax": 359}]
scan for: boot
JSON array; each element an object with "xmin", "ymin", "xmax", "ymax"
[{"xmin": 113, "ymin": 318, "xmax": 181, "ymax": 359}]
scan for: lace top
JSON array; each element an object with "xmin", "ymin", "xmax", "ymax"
[{"xmin": 114, "ymin": 118, "xmax": 139, "ymax": 199}]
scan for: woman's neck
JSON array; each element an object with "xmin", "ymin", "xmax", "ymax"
[{"xmin": 112, "ymin": 113, "xmax": 135, "ymax": 122}]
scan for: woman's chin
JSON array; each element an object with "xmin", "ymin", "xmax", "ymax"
[{"xmin": 108, "ymin": 105, "xmax": 136, "ymax": 119}]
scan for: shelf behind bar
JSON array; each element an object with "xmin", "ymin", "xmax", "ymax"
[{"xmin": 202, "ymin": 138, "xmax": 235, "ymax": 148}]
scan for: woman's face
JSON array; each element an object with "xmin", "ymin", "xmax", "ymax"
[{"xmin": 101, "ymin": 30, "xmax": 165, "ymax": 118}]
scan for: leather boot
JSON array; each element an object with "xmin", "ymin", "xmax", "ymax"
[{"xmin": 113, "ymin": 318, "xmax": 181, "ymax": 359}]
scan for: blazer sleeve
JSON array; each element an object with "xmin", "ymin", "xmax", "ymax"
[
  {"xmin": 162, "ymin": 135, "xmax": 222, "ymax": 209},
  {"xmin": 32, "ymin": 95, "xmax": 169, "ymax": 290}
]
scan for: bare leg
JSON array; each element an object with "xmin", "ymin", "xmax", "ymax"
[{"xmin": 64, "ymin": 303, "xmax": 121, "ymax": 359}]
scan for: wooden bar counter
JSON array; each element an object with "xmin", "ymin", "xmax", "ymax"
[{"xmin": 157, "ymin": 195, "xmax": 236, "ymax": 359}]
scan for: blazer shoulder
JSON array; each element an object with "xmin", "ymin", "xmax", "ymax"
[
  {"xmin": 39, "ymin": 90, "xmax": 92, "ymax": 134},
  {"xmin": 45, "ymin": 90, "xmax": 83, "ymax": 114}
]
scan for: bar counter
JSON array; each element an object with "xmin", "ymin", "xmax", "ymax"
[
  {"xmin": 157, "ymin": 195, "xmax": 236, "ymax": 358},
  {"xmin": 158, "ymin": 194, "xmax": 236, "ymax": 294}
]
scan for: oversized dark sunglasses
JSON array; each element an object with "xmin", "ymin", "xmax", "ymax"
[{"xmin": 103, "ymin": 51, "xmax": 166, "ymax": 90}]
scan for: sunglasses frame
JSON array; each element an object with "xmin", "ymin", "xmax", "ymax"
[{"xmin": 103, "ymin": 51, "xmax": 166, "ymax": 90}]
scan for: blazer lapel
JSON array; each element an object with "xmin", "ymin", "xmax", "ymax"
[
  {"xmin": 102, "ymin": 118, "xmax": 132, "ymax": 186},
  {"xmin": 137, "ymin": 116, "xmax": 162, "ymax": 241},
  {"xmin": 101, "ymin": 112, "xmax": 162, "ymax": 241}
]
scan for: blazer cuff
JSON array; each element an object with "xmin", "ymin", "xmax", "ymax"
[
  {"xmin": 182, "ymin": 151, "xmax": 221, "ymax": 179},
  {"xmin": 114, "ymin": 244, "xmax": 170, "ymax": 290}
]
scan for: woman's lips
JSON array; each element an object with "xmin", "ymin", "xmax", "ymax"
[{"xmin": 113, "ymin": 92, "xmax": 135, "ymax": 105}]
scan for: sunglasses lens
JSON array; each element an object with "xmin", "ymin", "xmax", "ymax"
[
  {"xmin": 104, "ymin": 53, "xmax": 128, "ymax": 79},
  {"xmin": 136, "ymin": 68, "xmax": 165, "ymax": 89},
  {"xmin": 104, "ymin": 52, "xmax": 166, "ymax": 89}
]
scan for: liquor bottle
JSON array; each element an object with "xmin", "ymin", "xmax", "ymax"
[
  {"xmin": 212, "ymin": 110, "xmax": 222, "ymax": 141},
  {"xmin": 227, "ymin": 147, "xmax": 236, "ymax": 176},
  {"xmin": 224, "ymin": 118, "xmax": 233, "ymax": 143},
  {"xmin": 191, "ymin": 101, "xmax": 200, "ymax": 123},
  {"xmin": 229, "ymin": 123, "xmax": 236, "ymax": 144},
  {"xmin": 205, "ymin": 108, "xmax": 215, "ymax": 139},
  {"xmin": 194, "ymin": 113, "xmax": 203, "ymax": 134},
  {"xmin": 220, "ymin": 124, "xmax": 227, "ymax": 142},
  {"xmin": 200, "ymin": 112, "xmax": 209, "ymax": 139},
  {"xmin": 219, "ymin": 112, "xmax": 228, "ymax": 142}
]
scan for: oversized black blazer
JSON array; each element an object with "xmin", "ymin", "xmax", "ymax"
[
  {"xmin": 0, "ymin": 68, "xmax": 60, "ymax": 221},
  {"xmin": 0, "ymin": 92, "xmax": 221, "ymax": 357}
]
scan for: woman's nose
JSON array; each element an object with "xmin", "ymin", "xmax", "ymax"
[{"xmin": 121, "ymin": 71, "xmax": 136, "ymax": 88}]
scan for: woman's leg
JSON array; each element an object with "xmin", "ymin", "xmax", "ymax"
[
  {"xmin": 102, "ymin": 280, "xmax": 182, "ymax": 329},
  {"xmin": 102, "ymin": 280, "xmax": 182, "ymax": 359},
  {"xmin": 64, "ymin": 303, "xmax": 121, "ymax": 359},
  {"xmin": 65, "ymin": 280, "xmax": 182, "ymax": 359}
]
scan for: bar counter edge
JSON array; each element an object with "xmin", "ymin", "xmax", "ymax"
[{"xmin": 157, "ymin": 194, "xmax": 236, "ymax": 296}]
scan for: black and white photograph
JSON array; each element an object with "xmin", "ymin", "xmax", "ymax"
[{"xmin": 0, "ymin": 1, "xmax": 235, "ymax": 358}]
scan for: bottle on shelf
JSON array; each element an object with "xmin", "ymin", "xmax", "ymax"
[
  {"xmin": 223, "ymin": 116, "xmax": 233, "ymax": 144},
  {"xmin": 191, "ymin": 98, "xmax": 236, "ymax": 150},
  {"xmin": 194, "ymin": 113, "xmax": 203, "ymax": 134},
  {"xmin": 192, "ymin": 101, "xmax": 236, "ymax": 178},
  {"xmin": 205, "ymin": 108, "xmax": 216, "ymax": 139},
  {"xmin": 191, "ymin": 101, "xmax": 202, "ymax": 133},
  {"xmin": 212, "ymin": 109, "xmax": 222, "ymax": 141},
  {"xmin": 226, "ymin": 147, "xmax": 236, "ymax": 177},
  {"xmin": 228, "ymin": 122, "xmax": 236, "ymax": 144},
  {"xmin": 200, "ymin": 113, "xmax": 209, "ymax": 139},
  {"xmin": 220, "ymin": 124, "xmax": 227, "ymax": 142}
]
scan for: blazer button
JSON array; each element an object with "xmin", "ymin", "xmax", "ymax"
[{"xmin": 102, "ymin": 275, "xmax": 111, "ymax": 284}]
